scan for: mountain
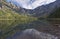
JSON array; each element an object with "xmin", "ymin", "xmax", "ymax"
[
  {"xmin": 48, "ymin": 7, "xmax": 60, "ymax": 18},
  {"xmin": 0, "ymin": 1, "xmax": 37, "ymax": 39},
  {"xmin": 0, "ymin": 0, "xmax": 60, "ymax": 39},
  {"xmin": 20, "ymin": 0, "xmax": 60, "ymax": 17},
  {"xmin": 6, "ymin": 0, "xmax": 56, "ymax": 9},
  {"xmin": 6, "ymin": 0, "xmax": 60, "ymax": 17}
]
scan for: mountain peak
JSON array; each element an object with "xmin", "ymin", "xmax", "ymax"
[{"xmin": 6, "ymin": 0, "xmax": 56, "ymax": 9}]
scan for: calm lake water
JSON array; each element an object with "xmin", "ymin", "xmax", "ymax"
[
  {"xmin": 1, "ymin": 0, "xmax": 60, "ymax": 39},
  {"xmin": 0, "ymin": 19, "xmax": 60, "ymax": 39}
]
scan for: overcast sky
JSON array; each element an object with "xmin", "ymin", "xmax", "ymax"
[{"xmin": 7, "ymin": 0, "xmax": 56, "ymax": 9}]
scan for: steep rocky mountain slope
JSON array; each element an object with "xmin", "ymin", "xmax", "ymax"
[
  {"xmin": 6, "ymin": 0, "xmax": 56, "ymax": 9},
  {"xmin": 0, "ymin": 0, "xmax": 60, "ymax": 39},
  {"xmin": 12, "ymin": 0, "xmax": 60, "ymax": 18},
  {"xmin": 5, "ymin": 0, "xmax": 60, "ymax": 18},
  {"xmin": 0, "ymin": 0, "xmax": 37, "ymax": 39}
]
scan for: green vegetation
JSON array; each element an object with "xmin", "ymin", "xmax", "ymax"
[
  {"xmin": 48, "ymin": 7, "xmax": 60, "ymax": 18},
  {"xmin": 0, "ymin": 3, "xmax": 37, "ymax": 39}
]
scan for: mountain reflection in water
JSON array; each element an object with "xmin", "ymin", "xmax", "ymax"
[{"xmin": 0, "ymin": 19, "xmax": 60, "ymax": 39}]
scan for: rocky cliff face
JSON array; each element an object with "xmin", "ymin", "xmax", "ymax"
[
  {"xmin": 17, "ymin": 0, "xmax": 60, "ymax": 17},
  {"xmin": 6, "ymin": 0, "xmax": 60, "ymax": 17},
  {"xmin": 6, "ymin": 0, "xmax": 56, "ymax": 9}
]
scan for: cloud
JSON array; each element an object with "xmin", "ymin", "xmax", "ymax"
[{"xmin": 6, "ymin": 0, "xmax": 56, "ymax": 9}]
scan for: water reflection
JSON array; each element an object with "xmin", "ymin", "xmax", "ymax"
[
  {"xmin": 0, "ymin": 18, "xmax": 60, "ymax": 39},
  {"xmin": 0, "ymin": 18, "xmax": 36, "ymax": 39},
  {"xmin": 47, "ymin": 18, "xmax": 60, "ymax": 27}
]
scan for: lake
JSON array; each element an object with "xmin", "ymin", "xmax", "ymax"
[{"xmin": 0, "ymin": 18, "xmax": 60, "ymax": 39}]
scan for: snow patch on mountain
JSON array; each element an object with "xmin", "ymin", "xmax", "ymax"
[{"xmin": 6, "ymin": 0, "xmax": 56, "ymax": 9}]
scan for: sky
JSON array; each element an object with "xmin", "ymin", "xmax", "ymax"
[{"xmin": 6, "ymin": 0, "xmax": 56, "ymax": 9}]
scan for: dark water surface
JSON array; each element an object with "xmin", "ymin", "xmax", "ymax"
[
  {"xmin": 7, "ymin": 19, "xmax": 60, "ymax": 39},
  {"xmin": 0, "ymin": 19, "xmax": 60, "ymax": 39}
]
